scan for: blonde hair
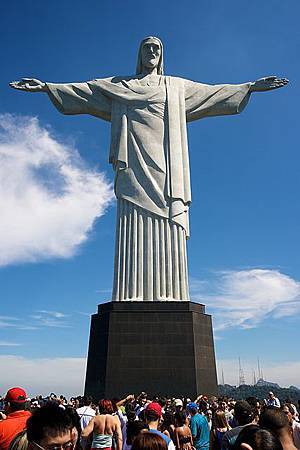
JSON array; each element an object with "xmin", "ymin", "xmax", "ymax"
[{"xmin": 213, "ymin": 409, "xmax": 229, "ymax": 430}]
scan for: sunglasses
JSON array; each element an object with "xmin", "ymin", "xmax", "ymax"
[{"xmin": 33, "ymin": 441, "xmax": 75, "ymax": 450}]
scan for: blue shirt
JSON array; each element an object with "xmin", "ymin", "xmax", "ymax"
[
  {"xmin": 190, "ymin": 413, "xmax": 210, "ymax": 450},
  {"xmin": 149, "ymin": 429, "xmax": 175, "ymax": 450}
]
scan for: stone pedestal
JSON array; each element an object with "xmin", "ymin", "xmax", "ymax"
[{"xmin": 84, "ymin": 301, "xmax": 218, "ymax": 399}]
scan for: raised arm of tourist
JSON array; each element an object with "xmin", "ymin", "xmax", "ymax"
[{"xmin": 116, "ymin": 394, "xmax": 135, "ymax": 408}]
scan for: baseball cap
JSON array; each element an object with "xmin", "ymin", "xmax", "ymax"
[
  {"xmin": 174, "ymin": 399, "xmax": 183, "ymax": 407},
  {"xmin": 187, "ymin": 402, "xmax": 198, "ymax": 411},
  {"xmin": 5, "ymin": 387, "xmax": 27, "ymax": 403},
  {"xmin": 145, "ymin": 402, "xmax": 162, "ymax": 417}
]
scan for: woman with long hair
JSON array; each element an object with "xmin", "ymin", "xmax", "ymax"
[
  {"xmin": 210, "ymin": 409, "xmax": 230, "ymax": 450},
  {"xmin": 173, "ymin": 412, "xmax": 193, "ymax": 450}
]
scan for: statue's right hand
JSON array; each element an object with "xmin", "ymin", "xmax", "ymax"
[{"xmin": 9, "ymin": 78, "xmax": 46, "ymax": 92}]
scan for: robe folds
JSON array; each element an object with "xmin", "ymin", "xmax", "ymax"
[{"xmin": 47, "ymin": 76, "xmax": 251, "ymax": 301}]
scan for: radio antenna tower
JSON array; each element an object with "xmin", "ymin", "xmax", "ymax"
[
  {"xmin": 238, "ymin": 357, "xmax": 246, "ymax": 386},
  {"xmin": 257, "ymin": 357, "xmax": 263, "ymax": 380},
  {"xmin": 221, "ymin": 367, "xmax": 225, "ymax": 386}
]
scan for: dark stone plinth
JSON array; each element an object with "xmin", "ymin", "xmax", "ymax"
[{"xmin": 84, "ymin": 301, "xmax": 217, "ymax": 399}]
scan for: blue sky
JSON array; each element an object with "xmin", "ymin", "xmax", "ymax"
[{"xmin": 1, "ymin": 0, "xmax": 299, "ymax": 396}]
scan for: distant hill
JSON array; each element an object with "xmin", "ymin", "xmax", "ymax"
[
  {"xmin": 218, "ymin": 381, "xmax": 300, "ymax": 404},
  {"xmin": 256, "ymin": 378, "xmax": 280, "ymax": 388}
]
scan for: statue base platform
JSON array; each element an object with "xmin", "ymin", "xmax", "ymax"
[{"xmin": 84, "ymin": 301, "xmax": 218, "ymax": 399}]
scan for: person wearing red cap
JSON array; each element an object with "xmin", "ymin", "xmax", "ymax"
[
  {"xmin": 0, "ymin": 387, "xmax": 31, "ymax": 450},
  {"xmin": 145, "ymin": 403, "xmax": 175, "ymax": 450}
]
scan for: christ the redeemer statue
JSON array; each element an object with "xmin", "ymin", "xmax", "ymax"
[{"xmin": 10, "ymin": 36, "xmax": 288, "ymax": 302}]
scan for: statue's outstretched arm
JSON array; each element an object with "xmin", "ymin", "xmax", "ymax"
[
  {"xmin": 10, "ymin": 78, "xmax": 111, "ymax": 121},
  {"xmin": 9, "ymin": 78, "xmax": 47, "ymax": 92},
  {"xmin": 249, "ymin": 76, "xmax": 289, "ymax": 92}
]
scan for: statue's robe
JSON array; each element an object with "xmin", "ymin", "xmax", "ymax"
[{"xmin": 47, "ymin": 76, "xmax": 251, "ymax": 301}]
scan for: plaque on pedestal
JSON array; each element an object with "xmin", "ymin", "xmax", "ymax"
[{"xmin": 84, "ymin": 301, "xmax": 217, "ymax": 398}]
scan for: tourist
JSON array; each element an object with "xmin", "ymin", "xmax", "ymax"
[
  {"xmin": 210, "ymin": 409, "xmax": 231, "ymax": 450},
  {"xmin": 144, "ymin": 402, "xmax": 175, "ymax": 450},
  {"xmin": 282, "ymin": 404, "xmax": 300, "ymax": 449},
  {"xmin": 195, "ymin": 396, "xmax": 209, "ymax": 414},
  {"xmin": 124, "ymin": 421, "xmax": 148, "ymax": 450},
  {"xmin": 174, "ymin": 400, "xmax": 183, "ymax": 414},
  {"xmin": 0, "ymin": 387, "xmax": 31, "ymax": 450},
  {"xmin": 26, "ymin": 403, "xmax": 79, "ymax": 450},
  {"xmin": 81, "ymin": 399, "xmax": 122, "ymax": 450},
  {"xmin": 245, "ymin": 399, "xmax": 260, "ymax": 425},
  {"xmin": 221, "ymin": 400, "xmax": 255, "ymax": 450},
  {"xmin": 159, "ymin": 411, "xmax": 175, "ymax": 441},
  {"xmin": 264, "ymin": 392, "xmax": 281, "ymax": 408},
  {"xmin": 233, "ymin": 424, "xmax": 283, "ymax": 450},
  {"xmin": 259, "ymin": 407, "xmax": 297, "ymax": 450},
  {"xmin": 173, "ymin": 411, "xmax": 193, "ymax": 450},
  {"xmin": 131, "ymin": 432, "xmax": 167, "ymax": 450},
  {"xmin": 186, "ymin": 402, "xmax": 209, "ymax": 450},
  {"xmin": 76, "ymin": 396, "xmax": 96, "ymax": 449},
  {"xmin": 64, "ymin": 407, "xmax": 82, "ymax": 450},
  {"xmin": 219, "ymin": 401, "xmax": 233, "ymax": 424},
  {"xmin": 204, "ymin": 410, "xmax": 212, "ymax": 431},
  {"xmin": 135, "ymin": 394, "xmax": 148, "ymax": 418},
  {"xmin": 284, "ymin": 400, "xmax": 299, "ymax": 422},
  {"xmin": 112, "ymin": 395, "xmax": 135, "ymax": 450}
]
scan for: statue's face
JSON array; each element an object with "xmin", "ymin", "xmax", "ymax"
[{"xmin": 141, "ymin": 39, "xmax": 161, "ymax": 71}]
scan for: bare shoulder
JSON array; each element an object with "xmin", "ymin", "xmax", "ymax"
[
  {"xmin": 113, "ymin": 414, "xmax": 121, "ymax": 424},
  {"xmin": 94, "ymin": 414, "xmax": 104, "ymax": 424}
]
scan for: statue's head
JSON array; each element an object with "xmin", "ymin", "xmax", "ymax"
[{"xmin": 136, "ymin": 36, "xmax": 164, "ymax": 75}]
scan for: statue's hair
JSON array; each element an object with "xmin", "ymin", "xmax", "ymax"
[{"xmin": 136, "ymin": 36, "xmax": 164, "ymax": 75}]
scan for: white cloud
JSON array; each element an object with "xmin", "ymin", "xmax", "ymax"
[
  {"xmin": 0, "ymin": 114, "xmax": 114, "ymax": 267},
  {"xmin": 34, "ymin": 318, "xmax": 70, "ymax": 328},
  {"xmin": 191, "ymin": 269, "xmax": 300, "ymax": 330},
  {"xmin": 2, "ymin": 310, "xmax": 73, "ymax": 330},
  {"xmin": 0, "ymin": 316, "xmax": 21, "ymax": 328},
  {"xmin": 217, "ymin": 358, "xmax": 300, "ymax": 388},
  {"xmin": 0, "ymin": 341, "xmax": 22, "ymax": 346},
  {"xmin": 37, "ymin": 310, "xmax": 68, "ymax": 319},
  {"xmin": 29, "ymin": 310, "xmax": 70, "ymax": 328},
  {"xmin": 0, "ymin": 355, "xmax": 86, "ymax": 398},
  {"xmin": 0, "ymin": 315, "xmax": 38, "ymax": 330}
]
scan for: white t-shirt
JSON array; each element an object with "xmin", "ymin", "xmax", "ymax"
[{"xmin": 76, "ymin": 405, "xmax": 96, "ymax": 429}]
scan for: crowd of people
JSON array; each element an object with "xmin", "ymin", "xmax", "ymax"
[{"xmin": 0, "ymin": 387, "xmax": 300, "ymax": 450}]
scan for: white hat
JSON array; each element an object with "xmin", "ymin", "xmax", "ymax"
[{"xmin": 174, "ymin": 398, "xmax": 183, "ymax": 407}]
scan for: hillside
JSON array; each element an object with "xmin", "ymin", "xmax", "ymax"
[{"xmin": 218, "ymin": 383, "xmax": 300, "ymax": 404}]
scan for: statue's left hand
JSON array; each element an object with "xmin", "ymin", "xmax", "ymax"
[{"xmin": 250, "ymin": 76, "xmax": 289, "ymax": 92}]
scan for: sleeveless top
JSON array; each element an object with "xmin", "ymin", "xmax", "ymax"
[{"xmin": 91, "ymin": 433, "xmax": 113, "ymax": 448}]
